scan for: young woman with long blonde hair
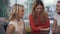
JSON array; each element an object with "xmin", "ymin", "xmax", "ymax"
[{"xmin": 6, "ymin": 4, "xmax": 26, "ymax": 34}]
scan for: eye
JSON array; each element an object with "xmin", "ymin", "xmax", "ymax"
[
  {"xmin": 21, "ymin": 10, "xmax": 24, "ymax": 12},
  {"xmin": 37, "ymin": 8, "xmax": 42, "ymax": 9},
  {"xmin": 57, "ymin": 5, "xmax": 60, "ymax": 8},
  {"xmin": 37, "ymin": 8, "xmax": 39, "ymax": 9}
]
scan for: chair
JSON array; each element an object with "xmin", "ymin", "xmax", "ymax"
[{"xmin": 0, "ymin": 24, "xmax": 6, "ymax": 34}]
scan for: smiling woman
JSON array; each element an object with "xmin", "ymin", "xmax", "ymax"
[
  {"xmin": 29, "ymin": 0, "xmax": 50, "ymax": 34},
  {"xmin": 6, "ymin": 4, "xmax": 26, "ymax": 34},
  {"xmin": 6, "ymin": 0, "xmax": 29, "ymax": 34}
]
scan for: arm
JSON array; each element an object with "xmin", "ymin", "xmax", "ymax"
[
  {"xmin": 30, "ymin": 20, "xmax": 40, "ymax": 31},
  {"xmin": 40, "ymin": 18, "xmax": 50, "ymax": 31},
  {"xmin": 6, "ymin": 25, "xmax": 15, "ymax": 34},
  {"xmin": 23, "ymin": 22, "xmax": 26, "ymax": 34},
  {"xmin": 52, "ymin": 19, "xmax": 57, "ymax": 33},
  {"xmin": 39, "ymin": 12, "xmax": 50, "ymax": 31},
  {"xmin": 40, "ymin": 18, "xmax": 50, "ymax": 28},
  {"xmin": 40, "ymin": 12, "xmax": 50, "ymax": 28},
  {"xmin": 29, "ymin": 14, "xmax": 40, "ymax": 31}
]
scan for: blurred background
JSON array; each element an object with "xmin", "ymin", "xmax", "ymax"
[{"xmin": 0, "ymin": 0, "xmax": 58, "ymax": 34}]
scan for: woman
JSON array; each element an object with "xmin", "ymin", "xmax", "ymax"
[
  {"xmin": 6, "ymin": 4, "xmax": 26, "ymax": 34},
  {"xmin": 29, "ymin": 0, "xmax": 50, "ymax": 34}
]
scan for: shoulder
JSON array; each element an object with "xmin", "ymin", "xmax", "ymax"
[
  {"xmin": 8, "ymin": 21, "xmax": 16, "ymax": 28},
  {"xmin": 29, "ymin": 14, "xmax": 33, "ymax": 19},
  {"xmin": 9, "ymin": 21, "xmax": 15, "ymax": 23},
  {"xmin": 8, "ymin": 21, "xmax": 15, "ymax": 29},
  {"xmin": 29, "ymin": 14, "xmax": 32, "ymax": 17},
  {"xmin": 6, "ymin": 24, "xmax": 15, "ymax": 34},
  {"xmin": 9, "ymin": 21, "xmax": 16, "ymax": 25},
  {"xmin": 44, "ymin": 11, "xmax": 48, "ymax": 17},
  {"xmin": 6, "ymin": 24, "xmax": 15, "ymax": 31},
  {"xmin": 7, "ymin": 24, "xmax": 15, "ymax": 29}
]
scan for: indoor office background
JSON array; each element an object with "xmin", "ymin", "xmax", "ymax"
[{"xmin": 0, "ymin": 0, "xmax": 57, "ymax": 34}]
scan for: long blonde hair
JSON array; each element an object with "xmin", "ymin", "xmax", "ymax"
[{"xmin": 9, "ymin": 4, "xmax": 24, "ymax": 21}]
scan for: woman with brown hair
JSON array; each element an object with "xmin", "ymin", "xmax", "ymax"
[
  {"xmin": 6, "ymin": 4, "xmax": 26, "ymax": 34},
  {"xmin": 29, "ymin": 0, "xmax": 50, "ymax": 34}
]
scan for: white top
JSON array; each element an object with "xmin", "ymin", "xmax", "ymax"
[
  {"xmin": 8, "ymin": 19, "xmax": 24, "ymax": 34},
  {"xmin": 54, "ymin": 12, "xmax": 60, "ymax": 26}
]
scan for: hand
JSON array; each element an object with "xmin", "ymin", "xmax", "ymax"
[
  {"xmin": 40, "ymin": 27, "xmax": 50, "ymax": 31},
  {"xmin": 57, "ymin": 28, "xmax": 60, "ymax": 32},
  {"xmin": 52, "ymin": 28, "xmax": 56, "ymax": 33}
]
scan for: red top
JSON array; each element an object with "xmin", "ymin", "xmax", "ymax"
[{"xmin": 29, "ymin": 14, "xmax": 50, "ymax": 31}]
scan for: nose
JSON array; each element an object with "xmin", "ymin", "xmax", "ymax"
[{"xmin": 38, "ymin": 9, "xmax": 41, "ymax": 11}]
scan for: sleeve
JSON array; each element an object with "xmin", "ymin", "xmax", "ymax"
[
  {"xmin": 40, "ymin": 18, "xmax": 50, "ymax": 28},
  {"xmin": 29, "ymin": 14, "xmax": 40, "ymax": 31}
]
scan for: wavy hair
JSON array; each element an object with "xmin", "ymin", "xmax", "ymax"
[
  {"xmin": 9, "ymin": 4, "xmax": 24, "ymax": 21},
  {"xmin": 32, "ymin": 0, "xmax": 47, "ymax": 25}
]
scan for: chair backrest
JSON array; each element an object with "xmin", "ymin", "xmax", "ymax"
[{"xmin": 0, "ymin": 24, "xmax": 6, "ymax": 34}]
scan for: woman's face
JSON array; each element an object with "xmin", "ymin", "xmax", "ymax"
[
  {"xmin": 35, "ymin": 5, "xmax": 43, "ymax": 14},
  {"xmin": 18, "ymin": 6, "xmax": 24, "ymax": 18}
]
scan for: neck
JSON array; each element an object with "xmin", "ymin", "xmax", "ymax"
[{"xmin": 15, "ymin": 17, "xmax": 20, "ymax": 21}]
